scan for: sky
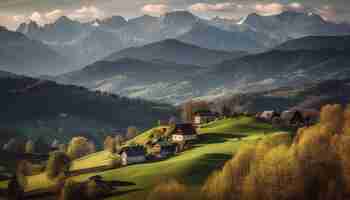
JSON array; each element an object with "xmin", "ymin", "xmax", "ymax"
[{"xmin": 0, "ymin": 0, "xmax": 348, "ymax": 30}]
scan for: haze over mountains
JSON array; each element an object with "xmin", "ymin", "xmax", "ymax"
[
  {"xmin": 104, "ymin": 39, "xmax": 247, "ymax": 66},
  {"xmin": 13, "ymin": 10, "xmax": 350, "ymax": 72},
  {"xmin": 0, "ymin": 26, "xmax": 68, "ymax": 76},
  {"xmin": 0, "ymin": 73, "xmax": 174, "ymax": 142},
  {"xmin": 0, "ymin": 10, "xmax": 349, "ymax": 104}
]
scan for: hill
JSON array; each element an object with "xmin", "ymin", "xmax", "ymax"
[
  {"xmin": 243, "ymin": 11, "xmax": 350, "ymax": 43},
  {"xmin": 275, "ymin": 35, "xmax": 350, "ymax": 51},
  {"xmin": 104, "ymin": 39, "xmax": 246, "ymax": 66},
  {"xmin": 0, "ymin": 75, "xmax": 176, "ymax": 142},
  {"xmin": 55, "ymin": 58, "xmax": 202, "ymax": 104},
  {"xmin": 202, "ymin": 48, "xmax": 350, "ymax": 93},
  {"xmin": 211, "ymin": 79, "xmax": 350, "ymax": 114},
  {"xmin": 177, "ymin": 22, "xmax": 270, "ymax": 52},
  {"xmin": 0, "ymin": 26, "xmax": 68, "ymax": 76},
  {"xmin": 2, "ymin": 117, "xmax": 284, "ymax": 198}
]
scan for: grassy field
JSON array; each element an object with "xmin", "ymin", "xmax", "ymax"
[
  {"xmin": 127, "ymin": 126, "xmax": 169, "ymax": 145},
  {"xmin": 198, "ymin": 117, "xmax": 280, "ymax": 135},
  {"xmin": 1, "ymin": 117, "xmax": 285, "ymax": 199}
]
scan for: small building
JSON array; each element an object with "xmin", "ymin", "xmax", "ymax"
[
  {"xmin": 259, "ymin": 111, "xmax": 280, "ymax": 121},
  {"xmin": 119, "ymin": 146, "xmax": 146, "ymax": 166},
  {"xmin": 193, "ymin": 110, "xmax": 219, "ymax": 125},
  {"xmin": 281, "ymin": 109, "xmax": 319, "ymax": 127},
  {"xmin": 171, "ymin": 123, "xmax": 198, "ymax": 143},
  {"xmin": 151, "ymin": 140, "xmax": 176, "ymax": 159}
]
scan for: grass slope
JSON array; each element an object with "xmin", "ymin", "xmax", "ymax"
[
  {"xmin": 198, "ymin": 117, "xmax": 280, "ymax": 135},
  {"xmin": 1, "ymin": 117, "xmax": 283, "ymax": 199}
]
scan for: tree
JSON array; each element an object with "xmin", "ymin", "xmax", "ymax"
[
  {"xmin": 222, "ymin": 105, "xmax": 231, "ymax": 118},
  {"xmin": 46, "ymin": 151, "xmax": 71, "ymax": 180},
  {"xmin": 147, "ymin": 180, "xmax": 189, "ymax": 200},
  {"xmin": 115, "ymin": 135, "xmax": 124, "ymax": 147},
  {"xmin": 320, "ymin": 104, "xmax": 344, "ymax": 134},
  {"xmin": 25, "ymin": 140, "xmax": 35, "ymax": 154},
  {"xmin": 88, "ymin": 142, "xmax": 96, "ymax": 154},
  {"xmin": 67, "ymin": 137, "xmax": 92, "ymax": 159},
  {"xmin": 104, "ymin": 136, "xmax": 116, "ymax": 153},
  {"xmin": 34, "ymin": 137, "xmax": 51, "ymax": 154},
  {"xmin": 181, "ymin": 100, "xmax": 193, "ymax": 123},
  {"xmin": 168, "ymin": 117, "xmax": 177, "ymax": 126},
  {"xmin": 59, "ymin": 144, "xmax": 67, "ymax": 152},
  {"xmin": 4, "ymin": 137, "xmax": 26, "ymax": 153},
  {"xmin": 59, "ymin": 179, "xmax": 82, "ymax": 200},
  {"xmin": 343, "ymin": 105, "xmax": 350, "ymax": 135},
  {"xmin": 126, "ymin": 126, "xmax": 138, "ymax": 140}
]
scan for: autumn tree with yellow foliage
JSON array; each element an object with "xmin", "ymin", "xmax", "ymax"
[{"xmin": 152, "ymin": 103, "xmax": 350, "ymax": 200}]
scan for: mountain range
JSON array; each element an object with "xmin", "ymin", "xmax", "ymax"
[
  {"xmin": 13, "ymin": 10, "xmax": 350, "ymax": 74},
  {"xmin": 54, "ymin": 34, "xmax": 350, "ymax": 105},
  {"xmin": 104, "ymin": 39, "xmax": 247, "ymax": 66},
  {"xmin": 55, "ymin": 57, "xmax": 202, "ymax": 104},
  {"xmin": 1, "ymin": 10, "xmax": 350, "ymax": 106},
  {"xmin": 0, "ymin": 26, "xmax": 68, "ymax": 76}
]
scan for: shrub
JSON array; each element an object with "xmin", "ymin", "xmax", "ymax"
[
  {"xmin": 255, "ymin": 145, "xmax": 304, "ymax": 200},
  {"xmin": 320, "ymin": 104, "xmax": 344, "ymax": 134},
  {"xmin": 59, "ymin": 143, "xmax": 68, "ymax": 152},
  {"xmin": 202, "ymin": 144, "xmax": 256, "ymax": 200},
  {"xmin": 343, "ymin": 105, "xmax": 350, "ymax": 135},
  {"xmin": 126, "ymin": 126, "xmax": 139, "ymax": 140},
  {"xmin": 25, "ymin": 140, "xmax": 34, "ymax": 154},
  {"xmin": 46, "ymin": 151, "xmax": 71, "ymax": 180},
  {"xmin": 16, "ymin": 160, "xmax": 32, "ymax": 188},
  {"xmin": 147, "ymin": 180, "xmax": 189, "ymax": 200},
  {"xmin": 104, "ymin": 136, "xmax": 116, "ymax": 153},
  {"xmin": 67, "ymin": 137, "xmax": 92, "ymax": 159},
  {"xmin": 59, "ymin": 179, "xmax": 84, "ymax": 200},
  {"xmin": 115, "ymin": 135, "xmax": 124, "ymax": 147}
]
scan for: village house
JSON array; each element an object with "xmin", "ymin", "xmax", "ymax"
[
  {"xmin": 119, "ymin": 146, "xmax": 146, "ymax": 166},
  {"xmin": 258, "ymin": 110, "xmax": 280, "ymax": 121},
  {"xmin": 171, "ymin": 123, "xmax": 198, "ymax": 143},
  {"xmin": 193, "ymin": 110, "xmax": 219, "ymax": 125},
  {"xmin": 281, "ymin": 109, "xmax": 319, "ymax": 127},
  {"xmin": 151, "ymin": 139, "xmax": 176, "ymax": 159}
]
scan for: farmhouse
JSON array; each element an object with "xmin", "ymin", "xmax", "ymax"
[
  {"xmin": 193, "ymin": 110, "xmax": 219, "ymax": 125},
  {"xmin": 281, "ymin": 109, "xmax": 319, "ymax": 127},
  {"xmin": 171, "ymin": 123, "xmax": 198, "ymax": 143},
  {"xmin": 119, "ymin": 146, "xmax": 146, "ymax": 166},
  {"xmin": 151, "ymin": 140, "xmax": 176, "ymax": 159},
  {"xmin": 259, "ymin": 110, "xmax": 280, "ymax": 121}
]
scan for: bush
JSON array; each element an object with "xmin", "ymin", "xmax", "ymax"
[
  {"xmin": 126, "ymin": 126, "xmax": 138, "ymax": 140},
  {"xmin": 16, "ymin": 160, "xmax": 32, "ymax": 188},
  {"xmin": 147, "ymin": 180, "xmax": 189, "ymax": 200},
  {"xmin": 202, "ymin": 144, "xmax": 256, "ymax": 200},
  {"xmin": 46, "ymin": 151, "xmax": 71, "ymax": 180},
  {"xmin": 201, "ymin": 104, "xmax": 350, "ymax": 200},
  {"xmin": 104, "ymin": 136, "xmax": 116, "ymax": 153},
  {"xmin": 25, "ymin": 140, "xmax": 34, "ymax": 154},
  {"xmin": 67, "ymin": 137, "xmax": 92, "ymax": 159},
  {"xmin": 59, "ymin": 179, "xmax": 84, "ymax": 200}
]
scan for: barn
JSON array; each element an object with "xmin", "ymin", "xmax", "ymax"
[{"xmin": 119, "ymin": 146, "xmax": 146, "ymax": 166}]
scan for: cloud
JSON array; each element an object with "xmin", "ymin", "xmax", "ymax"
[
  {"xmin": 45, "ymin": 9, "xmax": 63, "ymax": 21},
  {"xmin": 287, "ymin": 2, "xmax": 305, "ymax": 12},
  {"xmin": 189, "ymin": 2, "xmax": 238, "ymax": 12},
  {"xmin": 13, "ymin": 15, "xmax": 25, "ymax": 22},
  {"xmin": 68, "ymin": 6, "xmax": 105, "ymax": 21},
  {"xmin": 29, "ymin": 12, "xmax": 43, "ymax": 23},
  {"xmin": 141, "ymin": 4, "xmax": 169, "ymax": 15},
  {"xmin": 27, "ymin": 10, "xmax": 64, "ymax": 25},
  {"xmin": 315, "ymin": 5, "xmax": 337, "ymax": 21},
  {"xmin": 254, "ymin": 3, "xmax": 285, "ymax": 15},
  {"xmin": 3, "ymin": 6, "xmax": 104, "ymax": 28}
]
